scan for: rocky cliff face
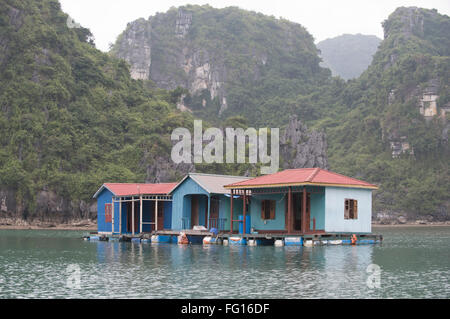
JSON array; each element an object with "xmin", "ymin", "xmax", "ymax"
[
  {"xmin": 280, "ymin": 116, "xmax": 328, "ymax": 169},
  {"xmin": 373, "ymin": 7, "xmax": 450, "ymax": 158},
  {"xmin": 113, "ymin": 18, "xmax": 152, "ymax": 80},
  {"xmin": 112, "ymin": 7, "xmax": 229, "ymax": 114},
  {"xmin": 111, "ymin": 5, "xmax": 325, "ymax": 122},
  {"xmin": 383, "ymin": 7, "xmax": 425, "ymax": 40},
  {"xmin": 0, "ymin": 188, "xmax": 96, "ymax": 226}
]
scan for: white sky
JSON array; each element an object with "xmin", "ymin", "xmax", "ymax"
[{"xmin": 59, "ymin": 0, "xmax": 450, "ymax": 52}]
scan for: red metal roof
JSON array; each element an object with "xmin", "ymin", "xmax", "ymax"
[
  {"xmin": 94, "ymin": 183, "xmax": 177, "ymax": 198},
  {"xmin": 225, "ymin": 168, "xmax": 378, "ymax": 189}
]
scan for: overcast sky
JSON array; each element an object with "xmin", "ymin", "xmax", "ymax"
[{"xmin": 59, "ymin": 0, "xmax": 450, "ymax": 52}]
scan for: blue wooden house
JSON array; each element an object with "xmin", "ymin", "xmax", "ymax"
[
  {"xmin": 224, "ymin": 168, "xmax": 378, "ymax": 235},
  {"xmin": 93, "ymin": 183, "xmax": 177, "ymax": 235},
  {"xmin": 93, "ymin": 169, "xmax": 378, "ymax": 239},
  {"xmin": 169, "ymin": 173, "xmax": 251, "ymax": 232}
]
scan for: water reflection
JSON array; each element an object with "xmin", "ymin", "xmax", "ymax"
[
  {"xmin": 1, "ymin": 228, "xmax": 449, "ymax": 298},
  {"xmin": 86, "ymin": 242, "xmax": 376, "ymax": 298}
]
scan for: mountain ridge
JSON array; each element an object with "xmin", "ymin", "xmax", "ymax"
[
  {"xmin": 0, "ymin": 2, "xmax": 448, "ymax": 225},
  {"xmin": 317, "ymin": 33, "xmax": 382, "ymax": 80},
  {"xmin": 112, "ymin": 5, "xmax": 450, "ymax": 221}
]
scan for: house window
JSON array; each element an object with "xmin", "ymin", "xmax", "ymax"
[
  {"xmin": 344, "ymin": 199, "xmax": 358, "ymax": 220},
  {"xmin": 261, "ymin": 200, "xmax": 276, "ymax": 220},
  {"xmin": 105, "ymin": 203, "xmax": 112, "ymax": 223}
]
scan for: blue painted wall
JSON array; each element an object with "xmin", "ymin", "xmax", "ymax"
[
  {"xmin": 324, "ymin": 187, "xmax": 372, "ymax": 233},
  {"xmin": 249, "ymin": 193, "xmax": 286, "ymax": 231},
  {"xmin": 246, "ymin": 186, "xmax": 326, "ymax": 232},
  {"xmin": 97, "ymin": 188, "xmax": 173, "ymax": 234},
  {"xmin": 97, "ymin": 189, "xmax": 122, "ymax": 234},
  {"xmin": 170, "ymin": 177, "xmax": 246, "ymax": 231},
  {"xmin": 97, "ymin": 188, "xmax": 113, "ymax": 233},
  {"xmin": 171, "ymin": 177, "xmax": 210, "ymax": 230},
  {"xmin": 310, "ymin": 190, "xmax": 325, "ymax": 230},
  {"xmin": 163, "ymin": 201, "xmax": 172, "ymax": 229}
]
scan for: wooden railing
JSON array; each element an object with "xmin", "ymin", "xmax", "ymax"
[
  {"xmin": 209, "ymin": 218, "xmax": 227, "ymax": 231},
  {"xmin": 181, "ymin": 217, "xmax": 227, "ymax": 231}
]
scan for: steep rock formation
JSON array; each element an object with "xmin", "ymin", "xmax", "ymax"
[
  {"xmin": 112, "ymin": 18, "xmax": 152, "ymax": 80},
  {"xmin": 111, "ymin": 5, "xmax": 327, "ymax": 123},
  {"xmin": 112, "ymin": 7, "xmax": 229, "ymax": 113},
  {"xmin": 0, "ymin": 188, "xmax": 96, "ymax": 226},
  {"xmin": 145, "ymin": 156, "xmax": 194, "ymax": 184},
  {"xmin": 280, "ymin": 116, "xmax": 328, "ymax": 169}
]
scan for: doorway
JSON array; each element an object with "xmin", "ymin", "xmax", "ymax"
[
  {"xmin": 156, "ymin": 202, "xmax": 164, "ymax": 231},
  {"xmin": 291, "ymin": 192, "xmax": 310, "ymax": 232},
  {"xmin": 209, "ymin": 197, "xmax": 220, "ymax": 229},
  {"xmin": 126, "ymin": 201, "xmax": 139, "ymax": 233},
  {"xmin": 191, "ymin": 196, "xmax": 199, "ymax": 227}
]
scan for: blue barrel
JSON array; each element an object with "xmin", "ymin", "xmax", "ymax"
[{"xmin": 238, "ymin": 215, "xmax": 251, "ymax": 234}]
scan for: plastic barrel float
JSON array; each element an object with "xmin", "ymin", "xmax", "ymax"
[
  {"xmin": 228, "ymin": 237, "xmax": 247, "ymax": 246},
  {"xmin": 203, "ymin": 236, "xmax": 221, "ymax": 245},
  {"xmin": 178, "ymin": 232, "xmax": 189, "ymax": 245},
  {"xmin": 151, "ymin": 235, "xmax": 172, "ymax": 244},
  {"xmin": 351, "ymin": 234, "xmax": 358, "ymax": 245},
  {"xmin": 274, "ymin": 239, "xmax": 284, "ymax": 247},
  {"xmin": 284, "ymin": 237, "xmax": 303, "ymax": 246}
]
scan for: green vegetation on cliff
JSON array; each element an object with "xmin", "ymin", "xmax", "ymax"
[
  {"xmin": 321, "ymin": 7, "xmax": 449, "ymax": 218},
  {"xmin": 111, "ymin": 5, "xmax": 334, "ymax": 127},
  {"xmin": 112, "ymin": 5, "xmax": 449, "ymax": 219},
  {"xmin": 0, "ymin": 0, "xmax": 193, "ymax": 218},
  {"xmin": 0, "ymin": 2, "xmax": 448, "ymax": 221}
]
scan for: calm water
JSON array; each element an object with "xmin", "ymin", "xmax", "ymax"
[{"xmin": 0, "ymin": 227, "xmax": 449, "ymax": 299}]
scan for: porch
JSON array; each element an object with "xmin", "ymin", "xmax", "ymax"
[
  {"xmin": 109, "ymin": 194, "xmax": 172, "ymax": 235},
  {"xmin": 179, "ymin": 194, "xmax": 229, "ymax": 231},
  {"xmin": 228, "ymin": 186, "xmax": 326, "ymax": 235}
]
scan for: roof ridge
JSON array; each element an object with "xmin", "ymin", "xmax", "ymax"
[
  {"xmin": 224, "ymin": 167, "xmax": 378, "ymax": 189},
  {"xmin": 189, "ymin": 172, "xmax": 251, "ymax": 179},
  {"xmin": 316, "ymin": 169, "xmax": 375, "ymax": 186},
  {"xmin": 306, "ymin": 167, "xmax": 321, "ymax": 182},
  {"xmin": 104, "ymin": 182, "xmax": 177, "ymax": 185},
  {"xmin": 104, "ymin": 182, "xmax": 152, "ymax": 185}
]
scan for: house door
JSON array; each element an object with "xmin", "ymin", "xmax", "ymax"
[
  {"xmin": 191, "ymin": 196, "xmax": 199, "ymax": 228},
  {"xmin": 291, "ymin": 192, "xmax": 310, "ymax": 232},
  {"xmin": 300, "ymin": 193, "xmax": 311, "ymax": 233},
  {"xmin": 209, "ymin": 197, "xmax": 220, "ymax": 229},
  {"xmin": 157, "ymin": 202, "xmax": 164, "ymax": 231},
  {"xmin": 126, "ymin": 202, "xmax": 132, "ymax": 233},
  {"xmin": 126, "ymin": 202, "xmax": 139, "ymax": 233},
  {"xmin": 293, "ymin": 194, "xmax": 302, "ymax": 231}
]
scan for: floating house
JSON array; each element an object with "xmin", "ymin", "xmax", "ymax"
[
  {"xmin": 224, "ymin": 168, "xmax": 378, "ymax": 235},
  {"xmin": 93, "ymin": 183, "xmax": 177, "ymax": 235},
  {"xmin": 169, "ymin": 173, "xmax": 250, "ymax": 232},
  {"xmin": 91, "ymin": 168, "xmax": 380, "ymax": 245}
]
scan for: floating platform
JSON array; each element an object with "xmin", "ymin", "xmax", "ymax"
[{"xmin": 83, "ymin": 231, "xmax": 382, "ymax": 247}]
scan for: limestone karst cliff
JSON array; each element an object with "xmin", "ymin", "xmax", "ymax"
[
  {"xmin": 111, "ymin": 5, "xmax": 329, "ymax": 124},
  {"xmin": 0, "ymin": 2, "xmax": 448, "ymax": 225}
]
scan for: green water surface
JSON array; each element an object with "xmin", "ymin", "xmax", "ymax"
[{"xmin": 0, "ymin": 226, "xmax": 449, "ymax": 298}]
